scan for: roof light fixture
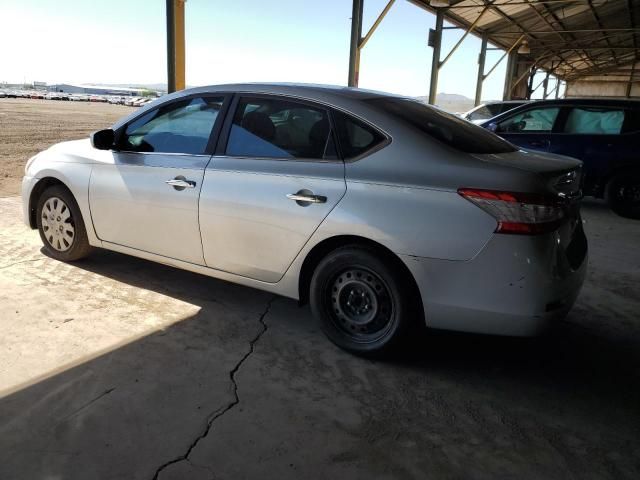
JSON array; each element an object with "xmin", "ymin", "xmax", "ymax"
[
  {"xmin": 518, "ymin": 39, "xmax": 531, "ymax": 55},
  {"xmin": 429, "ymin": 0, "xmax": 451, "ymax": 7}
]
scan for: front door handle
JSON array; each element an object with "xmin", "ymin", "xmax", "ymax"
[
  {"xmin": 166, "ymin": 176, "xmax": 196, "ymax": 191},
  {"xmin": 287, "ymin": 191, "xmax": 327, "ymax": 205},
  {"xmin": 528, "ymin": 140, "xmax": 549, "ymax": 148}
]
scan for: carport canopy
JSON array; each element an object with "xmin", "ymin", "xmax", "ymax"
[{"xmin": 347, "ymin": 0, "xmax": 640, "ymax": 102}]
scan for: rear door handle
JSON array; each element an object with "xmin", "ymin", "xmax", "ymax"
[
  {"xmin": 528, "ymin": 140, "xmax": 549, "ymax": 147},
  {"xmin": 286, "ymin": 192, "xmax": 327, "ymax": 204},
  {"xmin": 166, "ymin": 176, "xmax": 196, "ymax": 190}
]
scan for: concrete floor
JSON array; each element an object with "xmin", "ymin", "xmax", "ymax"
[{"xmin": 0, "ymin": 196, "xmax": 639, "ymax": 480}]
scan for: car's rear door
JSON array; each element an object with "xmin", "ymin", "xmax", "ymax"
[
  {"xmin": 549, "ymin": 105, "xmax": 629, "ymax": 193},
  {"xmin": 494, "ymin": 105, "xmax": 562, "ymax": 152},
  {"xmin": 198, "ymin": 94, "xmax": 346, "ymax": 282},
  {"xmin": 89, "ymin": 94, "xmax": 229, "ymax": 264}
]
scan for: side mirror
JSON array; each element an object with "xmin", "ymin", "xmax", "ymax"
[
  {"xmin": 90, "ymin": 129, "xmax": 115, "ymax": 150},
  {"xmin": 487, "ymin": 122, "xmax": 498, "ymax": 133}
]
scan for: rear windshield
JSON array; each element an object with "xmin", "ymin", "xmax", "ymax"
[{"xmin": 365, "ymin": 97, "xmax": 517, "ymax": 154}]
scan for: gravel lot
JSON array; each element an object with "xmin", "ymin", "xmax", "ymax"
[
  {"xmin": 0, "ymin": 100, "xmax": 639, "ymax": 479},
  {"xmin": 0, "ymin": 98, "xmax": 129, "ymax": 196}
]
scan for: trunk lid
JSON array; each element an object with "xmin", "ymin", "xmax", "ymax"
[{"xmin": 472, "ymin": 149, "xmax": 583, "ymax": 198}]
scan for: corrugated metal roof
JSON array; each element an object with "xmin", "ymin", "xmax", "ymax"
[{"xmin": 411, "ymin": 0, "xmax": 639, "ymax": 82}]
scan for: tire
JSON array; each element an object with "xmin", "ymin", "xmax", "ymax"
[
  {"xmin": 606, "ymin": 171, "xmax": 640, "ymax": 219},
  {"xmin": 309, "ymin": 245, "xmax": 417, "ymax": 355},
  {"xmin": 36, "ymin": 185, "xmax": 92, "ymax": 261}
]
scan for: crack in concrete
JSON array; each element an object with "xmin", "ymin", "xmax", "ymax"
[
  {"xmin": 151, "ymin": 296, "xmax": 276, "ymax": 480},
  {"xmin": 0, "ymin": 258, "xmax": 44, "ymax": 270}
]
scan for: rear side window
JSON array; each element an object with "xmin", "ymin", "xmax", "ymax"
[
  {"xmin": 564, "ymin": 107, "xmax": 624, "ymax": 134},
  {"xmin": 333, "ymin": 111, "xmax": 385, "ymax": 159},
  {"xmin": 366, "ymin": 97, "xmax": 516, "ymax": 154},
  {"xmin": 497, "ymin": 107, "xmax": 560, "ymax": 133},
  {"xmin": 121, "ymin": 96, "xmax": 223, "ymax": 154},
  {"xmin": 226, "ymin": 96, "xmax": 336, "ymax": 160}
]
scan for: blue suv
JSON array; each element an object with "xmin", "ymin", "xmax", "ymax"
[{"xmin": 481, "ymin": 98, "xmax": 640, "ymax": 218}]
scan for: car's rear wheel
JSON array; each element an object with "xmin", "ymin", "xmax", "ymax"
[
  {"xmin": 309, "ymin": 246, "xmax": 416, "ymax": 355},
  {"xmin": 36, "ymin": 185, "xmax": 92, "ymax": 261},
  {"xmin": 606, "ymin": 171, "xmax": 640, "ymax": 219}
]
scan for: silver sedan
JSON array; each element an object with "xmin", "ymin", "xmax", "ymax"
[{"xmin": 22, "ymin": 84, "xmax": 587, "ymax": 354}]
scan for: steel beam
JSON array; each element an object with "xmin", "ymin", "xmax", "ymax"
[
  {"xmin": 484, "ymin": 34, "xmax": 524, "ymax": 81},
  {"xmin": 348, "ymin": 0, "xmax": 364, "ymax": 87},
  {"xmin": 428, "ymin": 9, "xmax": 444, "ymax": 105},
  {"xmin": 166, "ymin": 0, "xmax": 186, "ymax": 93},
  {"xmin": 360, "ymin": 0, "xmax": 396, "ymax": 50},
  {"xmin": 440, "ymin": 6, "xmax": 488, "ymax": 68},
  {"xmin": 492, "ymin": 28, "xmax": 640, "ymax": 35},
  {"xmin": 475, "ymin": 34, "xmax": 488, "ymax": 106}
]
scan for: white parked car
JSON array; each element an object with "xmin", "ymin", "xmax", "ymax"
[
  {"xmin": 22, "ymin": 84, "xmax": 587, "ymax": 354},
  {"xmin": 463, "ymin": 100, "xmax": 531, "ymax": 124}
]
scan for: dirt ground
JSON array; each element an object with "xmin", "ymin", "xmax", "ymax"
[
  {"xmin": 0, "ymin": 98, "xmax": 130, "ymax": 196},
  {"xmin": 0, "ymin": 99, "xmax": 639, "ymax": 479}
]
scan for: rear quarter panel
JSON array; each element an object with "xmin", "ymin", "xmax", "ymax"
[{"xmin": 310, "ymin": 181, "xmax": 497, "ymax": 261}]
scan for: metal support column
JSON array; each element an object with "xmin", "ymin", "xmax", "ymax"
[
  {"xmin": 542, "ymin": 70, "xmax": 550, "ymax": 98},
  {"xmin": 474, "ymin": 34, "xmax": 488, "ymax": 106},
  {"xmin": 166, "ymin": 0, "xmax": 186, "ymax": 93},
  {"xmin": 627, "ymin": 62, "xmax": 636, "ymax": 97},
  {"xmin": 428, "ymin": 10, "xmax": 443, "ymax": 105},
  {"xmin": 502, "ymin": 51, "xmax": 516, "ymax": 100},
  {"xmin": 348, "ymin": 0, "xmax": 364, "ymax": 87},
  {"xmin": 526, "ymin": 67, "xmax": 536, "ymax": 100}
]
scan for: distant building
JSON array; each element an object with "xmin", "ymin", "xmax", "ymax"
[{"xmin": 49, "ymin": 84, "xmax": 153, "ymax": 96}]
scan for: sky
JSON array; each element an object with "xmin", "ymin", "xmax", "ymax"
[{"xmin": 0, "ymin": 0, "xmax": 560, "ymax": 101}]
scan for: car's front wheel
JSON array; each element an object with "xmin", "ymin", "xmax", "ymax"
[
  {"xmin": 309, "ymin": 246, "xmax": 417, "ymax": 355},
  {"xmin": 606, "ymin": 171, "xmax": 640, "ymax": 219},
  {"xmin": 36, "ymin": 185, "xmax": 92, "ymax": 261}
]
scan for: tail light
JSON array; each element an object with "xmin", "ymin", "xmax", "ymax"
[{"xmin": 458, "ymin": 188, "xmax": 564, "ymax": 235}]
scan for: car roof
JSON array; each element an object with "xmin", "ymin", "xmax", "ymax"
[
  {"xmin": 165, "ymin": 82, "xmax": 407, "ymax": 103},
  {"xmin": 506, "ymin": 97, "xmax": 640, "ymax": 107},
  {"xmin": 479, "ymin": 97, "xmax": 640, "ymax": 126},
  {"xmin": 484, "ymin": 100, "xmax": 530, "ymax": 105}
]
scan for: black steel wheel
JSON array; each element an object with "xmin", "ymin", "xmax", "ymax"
[
  {"xmin": 606, "ymin": 171, "xmax": 640, "ymax": 219},
  {"xmin": 310, "ymin": 246, "xmax": 416, "ymax": 355}
]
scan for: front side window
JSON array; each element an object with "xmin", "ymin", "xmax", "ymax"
[
  {"xmin": 564, "ymin": 107, "xmax": 624, "ymax": 135},
  {"xmin": 497, "ymin": 107, "xmax": 560, "ymax": 133},
  {"xmin": 121, "ymin": 96, "xmax": 224, "ymax": 154},
  {"xmin": 500, "ymin": 102, "xmax": 524, "ymax": 114},
  {"xmin": 226, "ymin": 97, "xmax": 336, "ymax": 160},
  {"xmin": 333, "ymin": 111, "xmax": 386, "ymax": 159}
]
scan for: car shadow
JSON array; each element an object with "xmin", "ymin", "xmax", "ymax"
[{"xmin": 0, "ymin": 236, "xmax": 638, "ymax": 479}]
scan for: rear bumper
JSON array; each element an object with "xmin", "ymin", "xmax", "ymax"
[{"xmin": 401, "ymin": 223, "xmax": 588, "ymax": 336}]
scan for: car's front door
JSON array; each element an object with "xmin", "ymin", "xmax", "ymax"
[
  {"xmin": 199, "ymin": 94, "xmax": 347, "ymax": 282},
  {"xmin": 494, "ymin": 106, "xmax": 561, "ymax": 152},
  {"xmin": 89, "ymin": 95, "xmax": 228, "ymax": 264}
]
